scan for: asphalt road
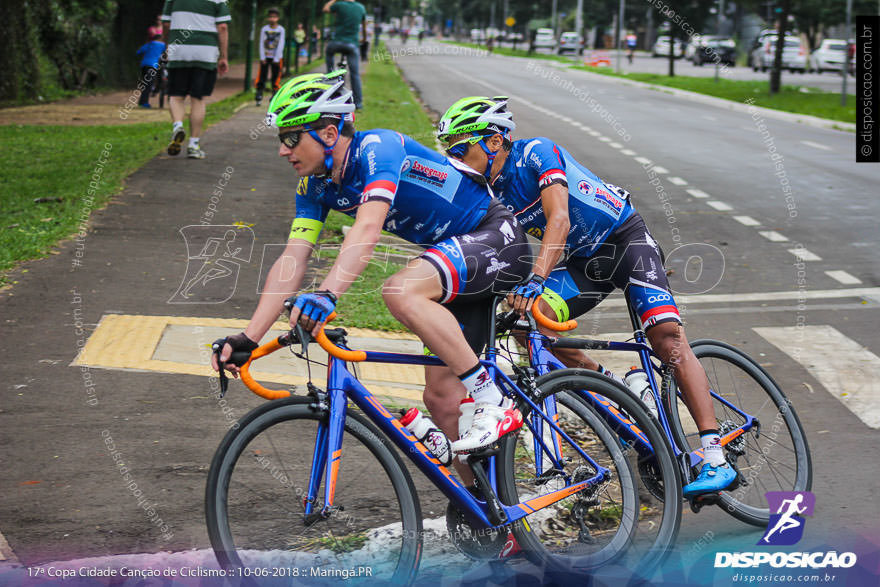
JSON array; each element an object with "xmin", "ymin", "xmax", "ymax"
[{"xmin": 391, "ymin": 37, "xmax": 879, "ymax": 579}]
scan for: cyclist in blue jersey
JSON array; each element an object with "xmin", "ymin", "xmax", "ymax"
[
  {"xmin": 211, "ymin": 75, "xmax": 531, "ymax": 470},
  {"xmin": 438, "ymin": 96, "xmax": 737, "ymax": 496}
]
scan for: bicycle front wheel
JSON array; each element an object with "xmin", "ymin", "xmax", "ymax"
[
  {"xmin": 206, "ymin": 396, "xmax": 422, "ymax": 585},
  {"xmin": 666, "ymin": 339, "xmax": 812, "ymax": 526},
  {"xmin": 497, "ymin": 370, "xmax": 682, "ymax": 578}
]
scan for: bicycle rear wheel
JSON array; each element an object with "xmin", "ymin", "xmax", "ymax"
[
  {"xmin": 206, "ymin": 396, "xmax": 422, "ymax": 585},
  {"xmin": 497, "ymin": 370, "xmax": 682, "ymax": 579},
  {"xmin": 666, "ymin": 339, "xmax": 812, "ymax": 526}
]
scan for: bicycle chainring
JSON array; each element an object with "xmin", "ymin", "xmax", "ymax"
[
  {"xmin": 638, "ymin": 458, "xmax": 666, "ymax": 502},
  {"xmin": 445, "ymin": 500, "xmax": 507, "ymax": 560},
  {"xmin": 719, "ymin": 420, "xmax": 747, "ymax": 456}
]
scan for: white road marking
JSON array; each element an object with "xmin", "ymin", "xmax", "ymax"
[
  {"xmin": 588, "ymin": 287, "xmax": 880, "ymax": 308},
  {"xmin": 686, "ymin": 188, "xmax": 710, "ymax": 199},
  {"xmin": 800, "ymin": 140, "xmax": 832, "ymax": 151},
  {"xmin": 560, "ymin": 116, "xmax": 574, "ymax": 123},
  {"xmin": 702, "ymin": 115, "xmax": 718, "ymax": 121},
  {"xmin": 609, "ymin": 142, "xmax": 623, "ymax": 148},
  {"xmin": 733, "ymin": 215, "xmax": 761, "ymax": 226},
  {"xmin": 668, "ymin": 176, "xmax": 688, "ymax": 185},
  {"xmin": 588, "ymin": 130, "xmax": 601, "ymax": 137},
  {"xmin": 707, "ymin": 200, "xmax": 733, "ymax": 211},
  {"xmin": 754, "ymin": 325, "xmax": 880, "ymax": 429},
  {"xmin": 599, "ymin": 136, "xmax": 612, "ymax": 142},
  {"xmin": 825, "ymin": 270, "xmax": 862, "ymax": 285},
  {"xmin": 759, "ymin": 230, "xmax": 790, "ymax": 242},
  {"xmin": 652, "ymin": 166, "xmax": 669, "ymax": 174},
  {"xmin": 620, "ymin": 149, "xmax": 636, "ymax": 155},
  {"xmin": 634, "ymin": 156, "xmax": 652, "ymax": 165},
  {"xmin": 788, "ymin": 248, "xmax": 822, "ymax": 261}
]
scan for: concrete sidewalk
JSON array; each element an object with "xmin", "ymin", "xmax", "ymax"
[{"xmin": 0, "ymin": 99, "xmax": 425, "ymax": 565}]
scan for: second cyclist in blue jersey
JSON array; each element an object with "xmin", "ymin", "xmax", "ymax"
[
  {"xmin": 211, "ymin": 75, "xmax": 531, "ymax": 477},
  {"xmin": 438, "ymin": 96, "xmax": 739, "ymax": 496}
]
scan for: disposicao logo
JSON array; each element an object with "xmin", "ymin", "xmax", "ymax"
[
  {"xmin": 760, "ymin": 491, "xmax": 815, "ymax": 546},
  {"xmin": 714, "ymin": 491, "xmax": 858, "ymax": 570}
]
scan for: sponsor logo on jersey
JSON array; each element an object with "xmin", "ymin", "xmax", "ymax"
[
  {"xmin": 400, "ymin": 158, "xmax": 412, "ymax": 173},
  {"xmin": 296, "ymin": 177, "xmax": 309, "ymax": 195},
  {"xmin": 526, "ymin": 227, "xmax": 544, "ymax": 239},
  {"xmin": 647, "ymin": 293, "xmax": 671, "ymax": 304},
  {"xmin": 577, "ymin": 180, "xmax": 592, "ymax": 196},
  {"xmin": 366, "ymin": 148, "xmax": 377, "ymax": 175},
  {"xmin": 406, "ymin": 160, "xmax": 449, "ymax": 188},
  {"xmin": 461, "ymin": 233, "xmax": 489, "ymax": 243},
  {"xmin": 594, "ymin": 189, "xmax": 624, "ymax": 213},
  {"xmin": 499, "ymin": 220, "xmax": 516, "ymax": 245}
]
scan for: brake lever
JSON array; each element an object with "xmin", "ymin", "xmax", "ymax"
[{"xmin": 211, "ymin": 341, "xmax": 229, "ymax": 398}]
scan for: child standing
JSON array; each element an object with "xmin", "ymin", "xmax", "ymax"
[
  {"xmin": 136, "ymin": 34, "xmax": 166, "ymax": 108},
  {"xmin": 255, "ymin": 7, "xmax": 286, "ymax": 106}
]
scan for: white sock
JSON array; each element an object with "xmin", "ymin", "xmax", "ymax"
[
  {"xmin": 459, "ymin": 365, "xmax": 503, "ymax": 406},
  {"xmin": 173, "ymin": 121, "xmax": 183, "ymax": 130},
  {"xmin": 700, "ymin": 430, "xmax": 725, "ymax": 466},
  {"xmin": 188, "ymin": 137, "xmax": 199, "ymax": 148}
]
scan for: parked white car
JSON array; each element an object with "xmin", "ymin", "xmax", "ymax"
[
  {"xmin": 534, "ymin": 28, "xmax": 556, "ymax": 50},
  {"xmin": 652, "ymin": 36, "xmax": 684, "ymax": 58},
  {"xmin": 809, "ymin": 39, "xmax": 848, "ymax": 73},
  {"xmin": 751, "ymin": 36, "xmax": 807, "ymax": 72},
  {"xmin": 557, "ymin": 31, "xmax": 584, "ymax": 54}
]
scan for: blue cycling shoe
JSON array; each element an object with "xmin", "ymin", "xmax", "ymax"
[{"xmin": 682, "ymin": 462, "xmax": 738, "ymax": 498}]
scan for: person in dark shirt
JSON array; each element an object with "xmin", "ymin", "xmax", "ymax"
[{"xmin": 323, "ymin": 0, "xmax": 366, "ymax": 109}]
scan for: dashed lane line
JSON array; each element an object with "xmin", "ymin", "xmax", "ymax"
[
  {"xmin": 651, "ymin": 166, "xmax": 669, "ymax": 174},
  {"xmin": 825, "ymin": 270, "xmax": 863, "ymax": 285},
  {"xmin": 634, "ymin": 156, "xmax": 652, "ymax": 165},
  {"xmin": 800, "ymin": 140, "xmax": 832, "ymax": 151},
  {"xmin": 668, "ymin": 176, "xmax": 688, "ymax": 186},
  {"xmin": 707, "ymin": 200, "xmax": 733, "ymax": 211},
  {"xmin": 686, "ymin": 188, "xmax": 710, "ymax": 199},
  {"xmin": 759, "ymin": 230, "xmax": 790, "ymax": 242},
  {"xmin": 733, "ymin": 215, "xmax": 761, "ymax": 226},
  {"xmin": 789, "ymin": 248, "xmax": 822, "ymax": 261}
]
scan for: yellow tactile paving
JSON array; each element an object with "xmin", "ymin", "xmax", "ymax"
[{"xmin": 73, "ymin": 314, "xmax": 428, "ymax": 402}]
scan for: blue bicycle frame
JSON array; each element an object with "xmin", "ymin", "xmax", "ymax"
[
  {"xmin": 302, "ymin": 343, "xmax": 612, "ymax": 530},
  {"xmin": 524, "ymin": 323, "xmax": 758, "ymax": 471}
]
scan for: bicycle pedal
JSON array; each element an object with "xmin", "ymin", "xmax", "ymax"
[{"xmin": 688, "ymin": 492, "xmax": 721, "ymax": 513}]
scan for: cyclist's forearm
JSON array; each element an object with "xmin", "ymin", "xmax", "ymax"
[
  {"xmin": 532, "ymin": 211, "xmax": 569, "ymax": 278},
  {"xmin": 245, "ymin": 245, "xmax": 311, "ymax": 341}
]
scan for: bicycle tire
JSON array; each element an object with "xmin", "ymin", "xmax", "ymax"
[
  {"xmin": 665, "ymin": 339, "xmax": 812, "ymax": 527},
  {"xmin": 206, "ymin": 396, "xmax": 423, "ymax": 585},
  {"xmin": 497, "ymin": 370, "xmax": 682, "ymax": 579}
]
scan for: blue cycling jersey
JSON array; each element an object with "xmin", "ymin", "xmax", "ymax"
[
  {"xmin": 491, "ymin": 137, "xmax": 633, "ymax": 257},
  {"xmin": 294, "ymin": 129, "xmax": 492, "ymax": 245}
]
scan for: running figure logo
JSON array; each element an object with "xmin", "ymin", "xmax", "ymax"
[
  {"xmin": 759, "ymin": 491, "xmax": 815, "ymax": 546},
  {"xmin": 169, "ymin": 225, "xmax": 254, "ymax": 303}
]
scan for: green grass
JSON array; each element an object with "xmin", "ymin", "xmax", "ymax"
[
  {"xmin": 0, "ymin": 90, "xmax": 259, "ymax": 283},
  {"xmin": 575, "ymin": 66, "xmax": 855, "ymax": 123}
]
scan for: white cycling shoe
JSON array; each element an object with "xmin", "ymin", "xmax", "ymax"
[{"xmin": 452, "ymin": 398, "xmax": 522, "ymax": 454}]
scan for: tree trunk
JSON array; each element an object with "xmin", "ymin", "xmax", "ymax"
[
  {"xmin": 0, "ymin": 2, "xmax": 41, "ymax": 102},
  {"xmin": 769, "ymin": 0, "xmax": 792, "ymax": 95},
  {"xmin": 667, "ymin": 27, "xmax": 676, "ymax": 77}
]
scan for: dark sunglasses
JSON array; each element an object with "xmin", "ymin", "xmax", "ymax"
[{"xmin": 278, "ymin": 129, "xmax": 306, "ymax": 149}]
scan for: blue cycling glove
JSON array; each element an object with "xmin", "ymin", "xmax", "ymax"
[
  {"xmin": 512, "ymin": 273, "xmax": 545, "ymax": 302},
  {"xmin": 292, "ymin": 291, "xmax": 338, "ymax": 324}
]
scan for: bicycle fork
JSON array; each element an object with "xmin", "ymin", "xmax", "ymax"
[{"xmin": 303, "ymin": 385, "xmax": 347, "ymax": 525}]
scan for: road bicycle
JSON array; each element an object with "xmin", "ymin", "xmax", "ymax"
[
  {"xmin": 511, "ymin": 292, "xmax": 812, "ymax": 526},
  {"xmin": 205, "ymin": 295, "xmax": 682, "ymax": 584}
]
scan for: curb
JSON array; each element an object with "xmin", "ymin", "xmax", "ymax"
[{"xmin": 543, "ymin": 60, "xmax": 855, "ymax": 133}]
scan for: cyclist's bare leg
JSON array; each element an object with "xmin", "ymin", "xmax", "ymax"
[
  {"xmin": 423, "ymin": 365, "xmax": 473, "ymax": 485},
  {"xmin": 646, "ymin": 321, "xmax": 716, "ymax": 432},
  {"xmin": 382, "ymin": 258, "xmax": 483, "ymax": 375},
  {"xmin": 190, "ymin": 97, "xmax": 206, "ymax": 139}
]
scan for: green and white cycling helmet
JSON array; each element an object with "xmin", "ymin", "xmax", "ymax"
[
  {"xmin": 437, "ymin": 96, "xmax": 515, "ymax": 142},
  {"xmin": 265, "ymin": 70, "xmax": 354, "ymax": 128},
  {"xmin": 266, "ymin": 70, "xmax": 355, "ymax": 171}
]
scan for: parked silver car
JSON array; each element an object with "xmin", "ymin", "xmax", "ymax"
[{"xmin": 751, "ymin": 36, "xmax": 806, "ymax": 73}]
